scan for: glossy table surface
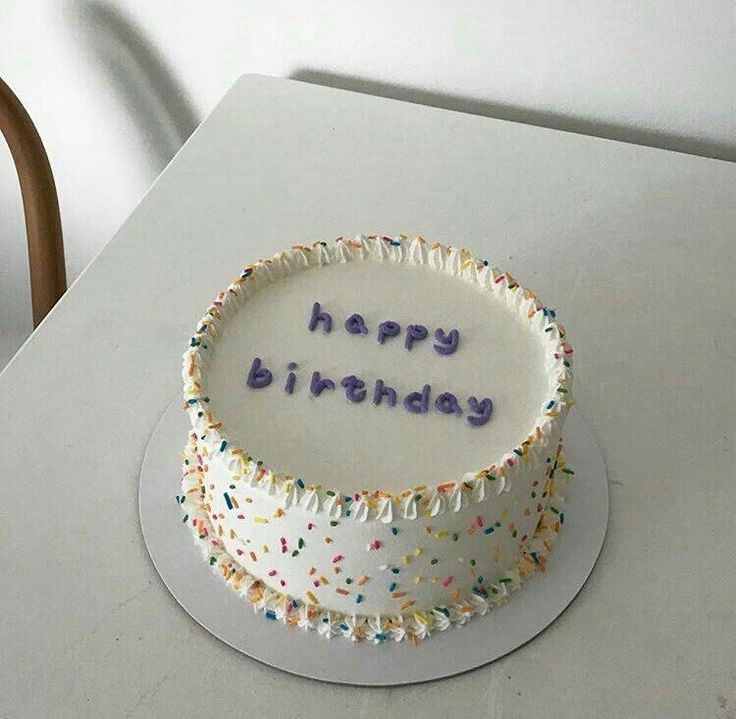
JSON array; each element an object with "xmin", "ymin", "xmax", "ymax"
[{"xmin": 2, "ymin": 74, "xmax": 735, "ymax": 718}]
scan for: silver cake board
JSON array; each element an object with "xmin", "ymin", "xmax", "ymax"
[{"xmin": 139, "ymin": 398, "xmax": 608, "ymax": 686}]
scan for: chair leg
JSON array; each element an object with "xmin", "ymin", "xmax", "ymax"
[{"xmin": 0, "ymin": 75, "xmax": 66, "ymax": 327}]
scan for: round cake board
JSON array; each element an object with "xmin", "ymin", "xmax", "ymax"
[{"xmin": 139, "ymin": 398, "xmax": 608, "ymax": 686}]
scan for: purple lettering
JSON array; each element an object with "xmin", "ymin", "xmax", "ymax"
[
  {"xmin": 309, "ymin": 301, "xmax": 332, "ymax": 333},
  {"xmin": 377, "ymin": 320, "xmax": 401, "ymax": 344},
  {"xmin": 433, "ymin": 328, "xmax": 460, "ymax": 355},
  {"xmin": 310, "ymin": 371, "xmax": 335, "ymax": 396},
  {"xmin": 340, "ymin": 375, "xmax": 367, "ymax": 402},
  {"xmin": 345, "ymin": 313, "xmax": 369, "ymax": 335},
  {"xmin": 247, "ymin": 357, "xmax": 273, "ymax": 389},
  {"xmin": 467, "ymin": 396, "xmax": 493, "ymax": 427},
  {"xmin": 285, "ymin": 361, "xmax": 298, "ymax": 394},
  {"xmin": 435, "ymin": 392, "xmax": 463, "ymax": 415},
  {"xmin": 405, "ymin": 324, "xmax": 428, "ymax": 351},
  {"xmin": 404, "ymin": 384, "xmax": 431, "ymax": 414},
  {"xmin": 372, "ymin": 379, "xmax": 397, "ymax": 407}
]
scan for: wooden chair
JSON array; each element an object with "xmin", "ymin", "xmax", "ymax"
[{"xmin": 0, "ymin": 76, "xmax": 66, "ymax": 327}]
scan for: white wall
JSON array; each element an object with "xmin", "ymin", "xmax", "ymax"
[{"xmin": 1, "ymin": 0, "xmax": 735, "ymax": 366}]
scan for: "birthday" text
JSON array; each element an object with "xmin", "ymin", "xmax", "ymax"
[{"xmin": 246, "ymin": 358, "xmax": 493, "ymax": 427}]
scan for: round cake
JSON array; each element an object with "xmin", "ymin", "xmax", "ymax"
[{"xmin": 180, "ymin": 235, "xmax": 574, "ymax": 644}]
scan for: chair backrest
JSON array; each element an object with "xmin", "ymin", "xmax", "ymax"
[{"xmin": 0, "ymin": 76, "xmax": 66, "ymax": 327}]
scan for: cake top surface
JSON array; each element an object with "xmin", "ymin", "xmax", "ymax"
[{"xmin": 183, "ymin": 236, "xmax": 573, "ymax": 502}]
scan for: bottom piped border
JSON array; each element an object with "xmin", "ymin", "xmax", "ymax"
[{"xmin": 177, "ymin": 436, "xmax": 573, "ymax": 645}]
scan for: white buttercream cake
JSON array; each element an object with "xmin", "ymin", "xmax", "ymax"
[{"xmin": 180, "ymin": 235, "xmax": 574, "ymax": 644}]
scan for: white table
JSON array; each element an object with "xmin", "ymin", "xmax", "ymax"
[{"xmin": 2, "ymin": 74, "xmax": 735, "ymax": 719}]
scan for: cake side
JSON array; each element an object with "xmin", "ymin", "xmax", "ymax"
[{"xmin": 179, "ymin": 432, "xmax": 571, "ymax": 642}]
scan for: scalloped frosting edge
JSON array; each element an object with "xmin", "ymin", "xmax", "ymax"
[
  {"xmin": 179, "ymin": 433, "xmax": 572, "ymax": 645},
  {"xmin": 181, "ymin": 234, "xmax": 574, "ymax": 522}
]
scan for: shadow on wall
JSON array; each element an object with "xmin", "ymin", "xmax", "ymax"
[
  {"xmin": 291, "ymin": 70, "xmax": 736, "ymax": 164},
  {"xmin": 65, "ymin": 0, "xmax": 201, "ymax": 173}
]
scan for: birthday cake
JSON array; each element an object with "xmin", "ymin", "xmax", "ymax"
[{"xmin": 180, "ymin": 235, "xmax": 574, "ymax": 644}]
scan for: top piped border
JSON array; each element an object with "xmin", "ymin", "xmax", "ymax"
[{"xmin": 181, "ymin": 235, "xmax": 574, "ymax": 522}]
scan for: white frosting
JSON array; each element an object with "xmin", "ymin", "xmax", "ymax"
[
  {"xmin": 180, "ymin": 235, "xmax": 575, "ymax": 643},
  {"xmin": 205, "ymin": 256, "xmax": 547, "ymax": 493}
]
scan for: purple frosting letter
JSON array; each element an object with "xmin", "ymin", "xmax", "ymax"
[
  {"xmin": 377, "ymin": 320, "xmax": 401, "ymax": 344},
  {"xmin": 405, "ymin": 324, "xmax": 428, "ymax": 351},
  {"xmin": 284, "ymin": 361, "xmax": 298, "ymax": 394},
  {"xmin": 435, "ymin": 392, "xmax": 463, "ymax": 416},
  {"xmin": 247, "ymin": 357, "xmax": 272, "ymax": 389},
  {"xmin": 340, "ymin": 375, "xmax": 367, "ymax": 402},
  {"xmin": 433, "ymin": 328, "xmax": 460, "ymax": 355},
  {"xmin": 310, "ymin": 371, "xmax": 335, "ymax": 396},
  {"xmin": 345, "ymin": 313, "xmax": 369, "ymax": 335},
  {"xmin": 372, "ymin": 379, "xmax": 397, "ymax": 407},
  {"xmin": 309, "ymin": 301, "xmax": 332, "ymax": 333},
  {"xmin": 404, "ymin": 384, "xmax": 431, "ymax": 414},
  {"xmin": 467, "ymin": 396, "xmax": 493, "ymax": 426}
]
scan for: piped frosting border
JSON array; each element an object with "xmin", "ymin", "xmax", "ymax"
[
  {"xmin": 181, "ymin": 235, "xmax": 574, "ymax": 523},
  {"xmin": 178, "ymin": 433, "xmax": 572, "ymax": 645}
]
